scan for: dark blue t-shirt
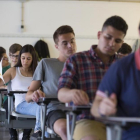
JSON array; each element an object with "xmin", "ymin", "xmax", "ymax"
[{"xmin": 98, "ymin": 53, "xmax": 140, "ymax": 140}]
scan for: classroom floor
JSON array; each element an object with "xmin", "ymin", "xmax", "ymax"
[
  {"xmin": 0, "ymin": 125, "xmax": 10, "ymax": 140},
  {"xmin": 0, "ymin": 122, "xmax": 31, "ymax": 140}
]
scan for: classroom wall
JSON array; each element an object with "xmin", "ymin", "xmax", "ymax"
[{"xmin": 0, "ymin": 1, "xmax": 140, "ymax": 58}]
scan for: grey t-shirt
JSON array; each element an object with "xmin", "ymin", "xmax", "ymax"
[{"xmin": 33, "ymin": 58, "xmax": 65, "ymax": 113}]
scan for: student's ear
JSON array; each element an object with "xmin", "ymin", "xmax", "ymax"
[
  {"xmin": 55, "ymin": 44, "xmax": 58, "ymax": 49},
  {"xmin": 97, "ymin": 31, "xmax": 101, "ymax": 39}
]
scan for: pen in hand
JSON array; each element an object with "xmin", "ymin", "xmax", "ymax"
[{"xmin": 104, "ymin": 90, "xmax": 109, "ymax": 97}]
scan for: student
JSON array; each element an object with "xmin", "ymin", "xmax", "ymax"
[
  {"xmin": 91, "ymin": 23, "xmax": 140, "ymax": 140},
  {"xmin": 2, "ymin": 44, "xmax": 31, "ymax": 140},
  {"xmin": 58, "ymin": 16, "xmax": 128, "ymax": 140},
  {"xmin": 9, "ymin": 43, "xmax": 22, "ymax": 67},
  {"xmin": 0, "ymin": 45, "xmax": 37, "ymax": 140},
  {"xmin": 26, "ymin": 25, "xmax": 77, "ymax": 140},
  {"xmin": 0, "ymin": 47, "xmax": 10, "ymax": 75},
  {"xmin": 34, "ymin": 40, "xmax": 50, "ymax": 61},
  {"xmin": 117, "ymin": 42, "xmax": 132, "ymax": 58}
]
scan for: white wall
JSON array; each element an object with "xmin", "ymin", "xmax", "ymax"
[{"xmin": 0, "ymin": 1, "xmax": 140, "ymax": 58}]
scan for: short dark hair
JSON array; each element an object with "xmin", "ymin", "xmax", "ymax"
[
  {"xmin": 117, "ymin": 43, "xmax": 132, "ymax": 54},
  {"xmin": 102, "ymin": 15, "xmax": 128, "ymax": 35},
  {"xmin": 0, "ymin": 47, "xmax": 6, "ymax": 61},
  {"xmin": 53, "ymin": 25, "xmax": 75, "ymax": 44},
  {"xmin": 15, "ymin": 44, "xmax": 38, "ymax": 73},
  {"xmin": 9, "ymin": 43, "xmax": 22, "ymax": 54}
]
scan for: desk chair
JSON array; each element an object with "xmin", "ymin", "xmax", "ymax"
[
  {"xmin": 63, "ymin": 104, "xmax": 91, "ymax": 140},
  {"xmin": 64, "ymin": 104, "xmax": 140, "ymax": 140},
  {"xmin": 6, "ymin": 90, "xmax": 36, "ymax": 128},
  {"xmin": 4, "ymin": 90, "xmax": 36, "ymax": 140},
  {"xmin": 95, "ymin": 117, "xmax": 140, "ymax": 140},
  {"xmin": 37, "ymin": 97, "xmax": 62, "ymax": 140}
]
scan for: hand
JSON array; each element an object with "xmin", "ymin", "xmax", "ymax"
[
  {"xmin": 99, "ymin": 93, "xmax": 117, "ymax": 116},
  {"xmin": 32, "ymin": 89, "xmax": 45, "ymax": 102},
  {"xmin": 70, "ymin": 89, "xmax": 89, "ymax": 105}
]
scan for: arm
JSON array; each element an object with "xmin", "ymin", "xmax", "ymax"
[
  {"xmin": 91, "ymin": 93, "xmax": 117, "ymax": 117},
  {"xmin": 0, "ymin": 67, "xmax": 14, "ymax": 86},
  {"xmin": 26, "ymin": 80, "xmax": 45, "ymax": 103},
  {"xmin": 0, "ymin": 85, "xmax": 7, "ymax": 89},
  {"xmin": 58, "ymin": 55, "xmax": 90, "ymax": 105},
  {"xmin": 58, "ymin": 87, "xmax": 89, "ymax": 105}
]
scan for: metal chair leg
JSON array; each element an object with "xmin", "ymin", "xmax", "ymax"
[{"xmin": 41, "ymin": 105, "xmax": 46, "ymax": 140}]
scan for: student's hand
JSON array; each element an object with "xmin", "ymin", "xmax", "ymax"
[
  {"xmin": 98, "ymin": 93, "xmax": 117, "ymax": 116},
  {"xmin": 32, "ymin": 89, "xmax": 45, "ymax": 102},
  {"xmin": 70, "ymin": 89, "xmax": 89, "ymax": 105}
]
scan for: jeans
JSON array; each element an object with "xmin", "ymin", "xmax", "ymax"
[{"xmin": 16, "ymin": 101, "xmax": 41, "ymax": 132}]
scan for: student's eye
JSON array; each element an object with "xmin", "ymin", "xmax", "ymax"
[
  {"xmin": 105, "ymin": 36, "xmax": 111, "ymax": 40},
  {"xmin": 63, "ymin": 43, "xmax": 67, "ymax": 46},
  {"xmin": 115, "ymin": 40, "xmax": 122, "ymax": 43}
]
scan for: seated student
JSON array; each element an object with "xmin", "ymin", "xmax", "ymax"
[
  {"xmin": 9, "ymin": 43, "xmax": 22, "ymax": 67},
  {"xmin": 91, "ymin": 23, "xmax": 140, "ymax": 140},
  {"xmin": 117, "ymin": 42, "xmax": 132, "ymax": 58},
  {"xmin": 0, "ymin": 44, "xmax": 37, "ymax": 140},
  {"xmin": 2, "ymin": 43, "xmax": 32, "ymax": 140},
  {"xmin": 25, "ymin": 25, "xmax": 77, "ymax": 140},
  {"xmin": 0, "ymin": 46, "xmax": 10, "ymax": 76},
  {"xmin": 34, "ymin": 40, "xmax": 50, "ymax": 61},
  {"xmin": 58, "ymin": 16, "xmax": 128, "ymax": 140}
]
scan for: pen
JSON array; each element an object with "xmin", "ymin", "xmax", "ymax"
[{"xmin": 104, "ymin": 90, "xmax": 109, "ymax": 97}]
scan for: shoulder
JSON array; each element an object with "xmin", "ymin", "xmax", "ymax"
[
  {"xmin": 7, "ymin": 67, "xmax": 16, "ymax": 72},
  {"xmin": 40, "ymin": 58, "xmax": 58, "ymax": 63},
  {"xmin": 68, "ymin": 50, "xmax": 90, "ymax": 62}
]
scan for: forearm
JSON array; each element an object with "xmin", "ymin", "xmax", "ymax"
[
  {"xmin": 58, "ymin": 88, "xmax": 73, "ymax": 103},
  {"xmin": 0, "ymin": 85, "xmax": 7, "ymax": 89},
  {"xmin": 0, "ymin": 79, "xmax": 5, "ymax": 86},
  {"xmin": 91, "ymin": 100, "xmax": 101, "ymax": 117},
  {"xmin": 26, "ymin": 90, "xmax": 34, "ymax": 102}
]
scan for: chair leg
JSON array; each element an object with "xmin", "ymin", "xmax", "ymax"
[
  {"xmin": 67, "ymin": 112, "xmax": 76, "ymax": 140},
  {"xmin": 41, "ymin": 105, "xmax": 47, "ymax": 140},
  {"xmin": 106, "ymin": 125, "xmax": 122, "ymax": 140}
]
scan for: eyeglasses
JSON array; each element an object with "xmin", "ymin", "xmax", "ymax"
[
  {"xmin": 10, "ymin": 54, "xmax": 19, "ymax": 59},
  {"xmin": 3, "ymin": 57, "xmax": 8, "ymax": 61}
]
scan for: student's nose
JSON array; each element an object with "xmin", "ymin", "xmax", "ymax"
[
  {"xmin": 67, "ymin": 43, "xmax": 73, "ymax": 49},
  {"xmin": 109, "ymin": 39, "xmax": 116, "ymax": 47},
  {"xmin": 13, "ymin": 57, "xmax": 17, "ymax": 61}
]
